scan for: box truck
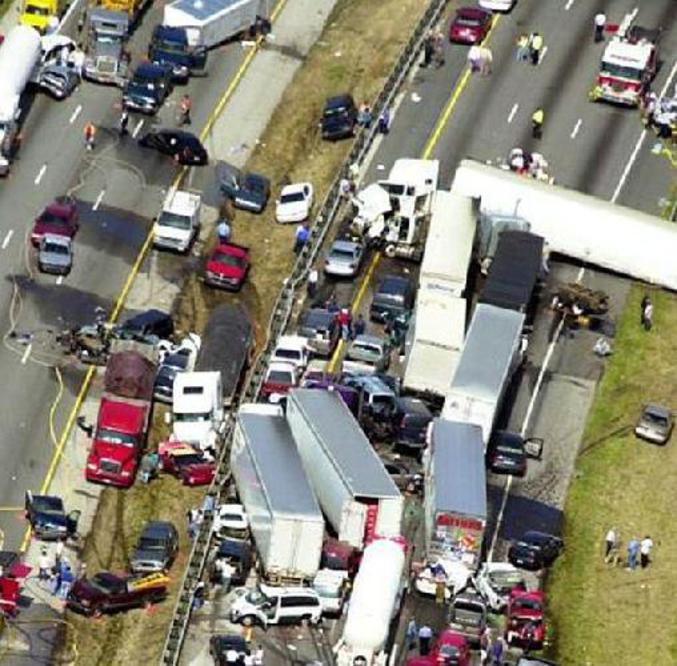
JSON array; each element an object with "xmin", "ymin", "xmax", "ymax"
[
  {"xmin": 442, "ymin": 304, "xmax": 525, "ymax": 446},
  {"xmin": 231, "ymin": 407, "xmax": 324, "ymax": 581},
  {"xmin": 286, "ymin": 389, "xmax": 403, "ymax": 549}
]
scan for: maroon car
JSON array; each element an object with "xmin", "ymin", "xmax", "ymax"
[
  {"xmin": 31, "ymin": 197, "xmax": 79, "ymax": 247},
  {"xmin": 159, "ymin": 441, "xmax": 216, "ymax": 486},
  {"xmin": 449, "ymin": 7, "xmax": 491, "ymax": 44},
  {"xmin": 204, "ymin": 242, "xmax": 250, "ymax": 291}
]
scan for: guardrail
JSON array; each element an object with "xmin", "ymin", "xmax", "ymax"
[{"xmin": 160, "ymin": 1, "xmax": 448, "ymax": 662}]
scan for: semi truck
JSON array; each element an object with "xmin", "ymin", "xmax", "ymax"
[
  {"xmin": 162, "ymin": 0, "xmax": 265, "ymax": 49},
  {"xmin": 86, "ymin": 351, "xmax": 156, "ymax": 487},
  {"xmin": 442, "ymin": 304, "xmax": 526, "ymax": 446},
  {"xmin": 335, "ymin": 539, "xmax": 405, "ymax": 666},
  {"xmin": 82, "ymin": 8, "xmax": 130, "ymax": 87},
  {"xmin": 230, "ymin": 407, "xmax": 325, "ymax": 581},
  {"xmin": 170, "ymin": 371, "xmax": 223, "ymax": 448},
  {"xmin": 286, "ymin": 389, "xmax": 403, "ymax": 549}
]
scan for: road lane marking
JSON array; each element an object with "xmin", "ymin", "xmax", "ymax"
[
  {"xmin": 93, "ymin": 190, "xmax": 105, "ymax": 211},
  {"xmin": 564, "ymin": 0, "xmax": 575, "ymax": 10},
  {"xmin": 69, "ymin": 105, "xmax": 82, "ymax": 124},
  {"xmin": 611, "ymin": 59, "xmax": 677, "ymax": 204},
  {"xmin": 56, "ymin": 276, "xmax": 63, "ymax": 285},
  {"xmin": 2, "ymin": 230, "xmax": 13, "ymax": 249},
  {"xmin": 570, "ymin": 118, "xmax": 582, "ymax": 139},
  {"xmin": 132, "ymin": 119, "xmax": 144, "ymax": 139},
  {"xmin": 34, "ymin": 165, "xmax": 47, "ymax": 185},
  {"xmin": 507, "ymin": 103, "xmax": 519, "ymax": 124},
  {"xmin": 21, "ymin": 344, "xmax": 32, "ymax": 365}
]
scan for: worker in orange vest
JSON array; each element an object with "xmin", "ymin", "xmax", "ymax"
[{"xmin": 84, "ymin": 122, "xmax": 96, "ymax": 151}]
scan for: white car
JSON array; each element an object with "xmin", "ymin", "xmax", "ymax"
[
  {"xmin": 473, "ymin": 562, "xmax": 526, "ymax": 612},
  {"xmin": 478, "ymin": 0, "xmax": 515, "ymax": 11},
  {"xmin": 275, "ymin": 182, "xmax": 314, "ymax": 224},
  {"xmin": 414, "ymin": 559, "xmax": 471, "ymax": 600},
  {"xmin": 213, "ymin": 504, "xmax": 249, "ymax": 540}
]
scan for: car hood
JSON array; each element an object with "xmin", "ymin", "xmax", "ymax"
[
  {"xmin": 91, "ymin": 441, "xmax": 137, "ymax": 464},
  {"xmin": 510, "ymin": 607, "xmax": 543, "ymax": 621},
  {"xmin": 510, "ymin": 544, "xmax": 537, "ymax": 560},
  {"xmin": 179, "ymin": 462, "xmax": 214, "ymax": 482},
  {"xmin": 70, "ymin": 578, "xmax": 105, "ymax": 602},
  {"xmin": 322, "ymin": 114, "xmax": 350, "ymax": 131}
]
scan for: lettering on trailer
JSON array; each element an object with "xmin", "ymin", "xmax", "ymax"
[{"xmin": 436, "ymin": 515, "xmax": 483, "ymax": 531}]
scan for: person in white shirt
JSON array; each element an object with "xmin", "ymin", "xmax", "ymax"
[
  {"xmin": 604, "ymin": 527, "xmax": 617, "ymax": 561},
  {"xmin": 594, "ymin": 13, "xmax": 606, "ymax": 42},
  {"xmin": 640, "ymin": 536, "xmax": 654, "ymax": 568},
  {"xmin": 38, "ymin": 549, "xmax": 52, "ymax": 581}
]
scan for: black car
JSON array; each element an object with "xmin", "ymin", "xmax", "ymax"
[
  {"xmin": 129, "ymin": 521, "xmax": 179, "ymax": 574},
  {"xmin": 508, "ymin": 531, "xmax": 563, "ymax": 571},
  {"xmin": 115, "ymin": 309, "xmax": 174, "ymax": 342},
  {"xmin": 215, "ymin": 162, "xmax": 270, "ymax": 213},
  {"xmin": 487, "ymin": 431, "xmax": 528, "ymax": 476},
  {"xmin": 139, "ymin": 129, "xmax": 209, "ymax": 165},
  {"xmin": 212, "ymin": 538, "xmax": 252, "ymax": 587},
  {"xmin": 320, "ymin": 94, "xmax": 358, "ymax": 140},
  {"xmin": 25, "ymin": 491, "xmax": 79, "ymax": 541},
  {"xmin": 209, "ymin": 634, "xmax": 250, "ymax": 665},
  {"xmin": 392, "ymin": 397, "xmax": 433, "ymax": 452},
  {"xmin": 154, "ymin": 351, "xmax": 191, "ymax": 403},
  {"xmin": 123, "ymin": 62, "xmax": 173, "ymax": 114},
  {"xmin": 298, "ymin": 308, "xmax": 339, "ymax": 357},
  {"xmin": 369, "ymin": 274, "xmax": 415, "ymax": 323}
]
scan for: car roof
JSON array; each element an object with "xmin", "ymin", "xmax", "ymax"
[
  {"xmin": 395, "ymin": 396, "xmax": 432, "ymax": 415},
  {"xmin": 281, "ymin": 182, "xmax": 309, "ymax": 195},
  {"xmin": 123, "ymin": 308, "xmax": 172, "ymax": 331},
  {"xmin": 301, "ymin": 308, "xmax": 335, "ymax": 325},
  {"xmin": 217, "ymin": 538, "xmax": 251, "ymax": 557},
  {"xmin": 522, "ymin": 530, "xmax": 555, "ymax": 543},
  {"xmin": 267, "ymin": 361, "xmax": 297, "ymax": 373},
  {"xmin": 352, "ymin": 333, "xmax": 386, "ymax": 347},
  {"xmin": 491, "ymin": 430, "xmax": 524, "ymax": 447},
  {"xmin": 330, "ymin": 239, "xmax": 360, "ymax": 252},
  {"xmin": 325, "ymin": 94, "xmax": 354, "ymax": 108},
  {"xmin": 32, "ymin": 494, "xmax": 64, "ymax": 510},
  {"xmin": 134, "ymin": 62, "xmax": 169, "ymax": 77},
  {"xmin": 377, "ymin": 274, "xmax": 412, "ymax": 293},
  {"xmin": 243, "ymin": 172, "xmax": 269, "ymax": 186}
]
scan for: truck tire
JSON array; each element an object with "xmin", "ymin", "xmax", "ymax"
[{"xmin": 384, "ymin": 244, "xmax": 397, "ymax": 258}]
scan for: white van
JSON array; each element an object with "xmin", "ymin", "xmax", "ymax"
[{"xmin": 229, "ymin": 585, "xmax": 322, "ymax": 627}]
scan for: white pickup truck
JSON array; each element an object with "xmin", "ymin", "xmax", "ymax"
[{"xmin": 153, "ymin": 189, "xmax": 201, "ymax": 253}]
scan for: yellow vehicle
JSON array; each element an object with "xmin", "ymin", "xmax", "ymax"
[
  {"xmin": 20, "ymin": 0, "xmax": 68, "ymax": 33},
  {"xmin": 99, "ymin": 0, "xmax": 148, "ymax": 21}
]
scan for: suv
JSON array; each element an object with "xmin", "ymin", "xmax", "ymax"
[
  {"xmin": 229, "ymin": 585, "xmax": 322, "ymax": 627},
  {"xmin": 392, "ymin": 397, "xmax": 433, "ymax": 452},
  {"xmin": 25, "ymin": 491, "xmax": 79, "ymax": 541},
  {"xmin": 123, "ymin": 62, "xmax": 173, "ymax": 114},
  {"xmin": 320, "ymin": 94, "xmax": 357, "ymax": 140},
  {"xmin": 370, "ymin": 274, "xmax": 415, "ymax": 323},
  {"xmin": 448, "ymin": 589, "xmax": 488, "ymax": 644},
  {"xmin": 343, "ymin": 334, "xmax": 391, "ymax": 374},
  {"xmin": 298, "ymin": 308, "xmax": 339, "ymax": 357},
  {"xmin": 129, "ymin": 521, "xmax": 179, "ymax": 573}
]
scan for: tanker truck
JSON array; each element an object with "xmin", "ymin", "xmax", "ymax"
[
  {"xmin": 0, "ymin": 26, "xmax": 42, "ymax": 176},
  {"xmin": 335, "ymin": 539, "xmax": 405, "ymax": 666}
]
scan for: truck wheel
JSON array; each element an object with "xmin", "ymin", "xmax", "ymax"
[
  {"xmin": 384, "ymin": 244, "xmax": 397, "ymax": 258},
  {"xmin": 242, "ymin": 616, "xmax": 254, "ymax": 627}
]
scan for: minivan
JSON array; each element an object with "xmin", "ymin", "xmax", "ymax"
[
  {"xmin": 392, "ymin": 397, "xmax": 433, "ymax": 452},
  {"xmin": 370, "ymin": 274, "xmax": 415, "ymax": 323},
  {"xmin": 229, "ymin": 585, "xmax": 322, "ymax": 626}
]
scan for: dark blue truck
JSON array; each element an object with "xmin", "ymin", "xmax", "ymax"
[{"xmin": 148, "ymin": 25, "xmax": 208, "ymax": 81}]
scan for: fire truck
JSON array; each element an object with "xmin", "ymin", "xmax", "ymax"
[{"xmin": 590, "ymin": 9, "xmax": 659, "ymax": 107}]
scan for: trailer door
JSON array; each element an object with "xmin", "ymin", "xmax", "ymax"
[{"xmin": 340, "ymin": 501, "xmax": 367, "ymax": 548}]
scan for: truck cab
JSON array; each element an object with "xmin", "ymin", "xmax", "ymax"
[
  {"xmin": 149, "ymin": 25, "xmax": 207, "ymax": 81},
  {"xmin": 20, "ymin": 0, "xmax": 66, "ymax": 34},
  {"xmin": 83, "ymin": 8, "xmax": 130, "ymax": 87},
  {"xmin": 153, "ymin": 188, "xmax": 201, "ymax": 253},
  {"xmin": 171, "ymin": 371, "xmax": 224, "ymax": 448}
]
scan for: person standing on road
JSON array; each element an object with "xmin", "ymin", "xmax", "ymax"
[
  {"xmin": 54, "ymin": 540, "xmax": 64, "ymax": 572},
  {"xmin": 594, "ymin": 12, "xmax": 606, "ymax": 42},
  {"xmin": 422, "ymin": 30, "xmax": 435, "ymax": 67},
  {"xmin": 530, "ymin": 32, "xmax": 543, "ymax": 65},
  {"xmin": 627, "ymin": 537, "xmax": 640, "ymax": 571},
  {"xmin": 179, "ymin": 94, "xmax": 192, "ymax": 126},
  {"xmin": 640, "ymin": 535, "xmax": 654, "ymax": 568},
  {"xmin": 338, "ymin": 308, "xmax": 352, "ymax": 341},
  {"xmin": 84, "ymin": 121, "xmax": 96, "ymax": 151},
  {"xmin": 490, "ymin": 635, "xmax": 505, "ymax": 665},
  {"xmin": 604, "ymin": 527, "xmax": 617, "ymax": 561},
  {"xmin": 479, "ymin": 47, "xmax": 493, "ymax": 76},
  {"xmin": 531, "ymin": 107, "xmax": 545, "ymax": 139},
  {"xmin": 418, "ymin": 624, "xmax": 433, "ymax": 656},
  {"xmin": 353, "ymin": 313, "xmax": 366, "ymax": 338},
  {"xmin": 516, "ymin": 34, "xmax": 529, "ymax": 62},
  {"xmin": 38, "ymin": 548, "xmax": 51, "ymax": 582}
]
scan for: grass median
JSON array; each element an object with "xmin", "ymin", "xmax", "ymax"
[{"xmin": 546, "ymin": 286, "xmax": 677, "ymax": 665}]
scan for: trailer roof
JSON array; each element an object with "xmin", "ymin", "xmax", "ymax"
[
  {"xmin": 168, "ymin": 0, "xmax": 252, "ymax": 21},
  {"xmin": 237, "ymin": 412, "xmax": 323, "ymax": 520},
  {"xmin": 288, "ymin": 389, "xmax": 400, "ymax": 499},
  {"xmin": 430, "ymin": 419, "xmax": 486, "ymax": 519},
  {"xmin": 450, "ymin": 304, "xmax": 525, "ymax": 400},
  {"xmin": 479, "ymin": 230, "xmax": 543, "ymax": 312}
]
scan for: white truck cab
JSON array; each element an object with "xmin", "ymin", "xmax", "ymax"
[
  {"xmin": 171, "ymin": 371, "xmax": 223, "ymax": 448},
  {"xmin": 153, "ymin": 188, "xmax": 202, "ymax": 253},
  {"xmin": 312, "ymin": 568, "xmax": 348, "ymax": 616},
  {"xmin": 270, "ymin": 335, "xmax": 310, "ymax": 369}
]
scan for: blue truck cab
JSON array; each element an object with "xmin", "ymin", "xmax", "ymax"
[{"xmin": 149, "ymin": 25, "xmax": 208, "ymax": 81}]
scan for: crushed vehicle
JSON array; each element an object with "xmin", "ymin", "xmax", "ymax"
[
  {"xmin": 83, "ymin": 8, "xmax": 130, "ymax": 87},
  {"xmin": 116, "ymin": 308, "xmax": 174, "ymax": 343},
  {"xmin": 129, "ymin": 520, "xmax": 179, "ymax": 573},
  {"xmin": 210, "ymin": 538, "xmax": 252, "ymax": 587},
  {"xmin": 139, "ymin": 129, "xmax": 209, "ymax": 165},
  {"xmin": 31, "ymin": 196, "xmax": 79, "ymax": 246},
  {"xmin": 209, "ymin": 634, "xmax": 250, "ymax": 666},
  {"xmin": 149, "ymin": 24, "xmax": 207, "ymax": 81},
  {"xmin": 158, "ymin": 440, "xmax": 215, "ymax": 486},
  {"xmin": 473, "ymin": 561, "xmax": 526, "ymax": 612},
  {"xmin": 25, "ymin": 491, "xmax": 79, "ymax": 540}
]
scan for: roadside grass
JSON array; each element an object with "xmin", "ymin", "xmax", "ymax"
[
  {"xmin": 61, "ymin": 0, "xmax": 432, "ymax": 662},
  {"xmin": 546, "ymin": 286, "xmax": 677, "ymax": 665}
]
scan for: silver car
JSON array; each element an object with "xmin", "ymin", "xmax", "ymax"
[
  {"xmin": 324, "ymin": 239, "xmax": 364, "ymax": 277},
  {"xmin": 343, "ymin": 334, "xmax": 391, "ymax": 374},
  {"xmin": 635, "ymin": 403, "xmax": 674, "ymax": 444},
  {"xmin": 38, "ymin": 234, "xmax": 73, "ymax": 275}
]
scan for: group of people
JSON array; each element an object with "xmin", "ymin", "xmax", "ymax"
[
  {"xmin": 422, "ymin": 29, "xmax": 445, "ymax": 69},
  {"xmin": 468, "ymin": 45, "xmax": 493, "ymax": 76},
  {"xmin": 641, "ymin": 90, "xmax": 676, "ymax": 140},
  {"xmin": 506, "ymin": 147, "xmax": 552, "ymax": 182},
  {"xmin": 515, "ymin": 32, "xmax": 544, "ymax": 66},
  {"xmin": 322, "ymin": 294, "xmax": 366, "ymax": 340},
  {"xmin": 37, "ymin": 543, "xmax": 78, "ymax": 600},
  {"xmin": 605, "ymin": 528, "xmax": 654, "ymax": 571}
]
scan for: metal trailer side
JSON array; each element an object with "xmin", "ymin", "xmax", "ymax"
[
  {"xmin": 479, "ymin": 230, "xmax": 544, "ymax": 314},
  {"xmin": 231, "ymin": 411, "xmax": 324, "ymax": 580},
  {"xmin": 196, "ymin": 304, "xmax": 252, "ymax": 406},
  {"xmin": 403, "ymin": 291, "xmax": 466, "ymax": 398},
  {"xmin": 424, "ymin": 419, "xmax": 486, "ymax": 569},
  {"xmin": 442, "ymin": 304, "xmax": 525, "ymax": 445},
  {"xmin": 419, "ymin": 190, "xmax": 477, "ymax": 298},
  {"xmin": 286, "ymin": 389, "xmax": 403, "ymax": 549},
  {"xmin": 451, "ymin": 159, "xmax": 677, "ymax": 292},
  {"xmin": 163, "ymin": 0, "xmax": 262, "ymax": 48}
]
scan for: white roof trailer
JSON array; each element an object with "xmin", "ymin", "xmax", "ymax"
[
  {"xmin": 0, "ymin": 26, "xmax": 41, "ymax": 123},
  {"xmin": 451, "ymin": 160, "xmax": 677, "ymax": 291}
]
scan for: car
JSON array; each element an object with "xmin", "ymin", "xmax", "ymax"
[
  {"xmin": 275, "ymin": 182, "xmax": 314, "ymax": 223},
  {"xmin": 506, "ymin": 589, "xmax": 546, "ymax": 650},
  {"xmin": 39, "ymin": 64, "xmax": 80, "ymax": 100},
  {"xmin": 449, "ymin": 7, "xmax": 492, "ymax": 44},
  {"xmin": 31, "ymin": 197, "xmax": 79, "ymax": 246},
  {"xmin": 212, "ymin": 538, "xmax": 253, "ymax": 587},
  {"xmin": 406, "ymin": 630, "xmax": 471, "ymax": 666},
  {"xmin": 508, "ymin": 531, "xmax": 563, "ymax": 571},
  {"xmin": 260, "ymin": 361, "xmax": 302, "ymax": 401},
  {"xmin": 487, "ymin": 430, "xmax": 527, "ymax": 476},
  {"xmin": 115, "ymin": 309, "xmax": 174, "ymax": 342},
  {"xmin": 369, "ymin": 274, "xmax": 415, "ymax": 323},
  {"xmin": 448, "ymin": 589, "xmax": 488, "ymax": 644},
  {"xmin": 392, "ymin": 397, "xmax": 433, "ymax": 453},
  {"xmin": 216, "ymin": 162, "xmax": 270, "ymax": 213},
  {"xmin": 123, "ymin": 62, "xmax": 173, "ymax": 114},
  {"xmin": 209, "ymin": 634, "xmax": 250, "ymax": 665},
  {"xmin": 634, "ymin": 403, "xmax": 674, "ymax": 444},
  {"xmin": 229, "ymin": 584, "xmax": 322, "ymax": 626},
  {"xmin": 473, "ymin": 561, "xmax": 526, "ymax": 612},
  {"xmin": 38, "ymin": 234, "xmax": 73, "ymax": 275},
  {"xmin": 270, "ymin": 334, "xmax": 310, "ymax": 369},
  {"xmin": 213, "ymin": 504, "xmax": 249, "ymax": 540},
  {"xmin": 159, "ymin": 441, "xmax": 216, "ymax": 486},
  {"xmin": 129, "ymin": 521, "xmax": 179, "ymax": 573},
  {"xmin": 342, "ymin": 333, "xmax": 391, "ymax": 374},
  {"xmin": 320, "ymin": 93, "xmax": 358, "ymax": 140},
  {"xmin": 25, "ymin": 491, "xmax": 79, "ymax": 541},
  {"xmin": 139, "ymin": 129, "xmax": 208, "ymax": 165},
  {"xmin": 154, "ymin": 351, "xmax": 192, "ymax": 403},
  {"xmin": 67, "ymin": 571, "xmax": 168, "ymax": 616},
  {"xmin": 323, "ymin": 239, "xmax": 365, "ymax": 278},
  {"xmin": 298, "ymin": 308, "xmax": 340, "ymax": 357},
  {"xmin": 204, "ymin": 242, "xmax": 250, "ymax": 291},
  {"xmin": 478, "ymin": 0, "xmax": 516, "ymax": 11},
  {"xmin": 301, "ymin": 376, "xmax": 360, "ymax": 415}
]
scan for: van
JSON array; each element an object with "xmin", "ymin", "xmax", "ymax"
[
  {"xmin": 229, "ymin": 585, "xmax": 322, "ymax": 627},
  {"xmin": 370, "ymin": 274, "xmax": 415, "ymax": 323},
  {"xmin": 271, "ymin": 335, "xmax": 310, "ymax": 369}
]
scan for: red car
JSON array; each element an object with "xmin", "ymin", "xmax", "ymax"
[
  {"xmin": 406, "ymin": 630, "xmax": 471, "ymax": 666},
  {"xmin": 448, "ymin": 7, "xmax": 492, "ymax": 44},
  {"xmin": 31, "ymin": 197, "xmax": 79, "ymax": 247},
  {"xmin": 506, "ymin": 589, "xmax": 546, "ymax": 650},
  {"xmin": 159, "ymin": 441, "xmax": 216, "ymax": 486},
  {"xmin": 204, "ymin": 242, "xmax": 250, "ymax": 291}
]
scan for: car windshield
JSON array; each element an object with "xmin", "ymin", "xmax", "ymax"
[
  {"xmin": 173, "ymin": 412, "xmax": 211, "ymax": 422},
  {"xmin": 214, "ymin": 251, "xmax": 244, "ymax": 268},
  {"xmin": 350, "ymin": 342, "xmax": 381, "ymax": 358},
  {"xmin": 219, "ymin": 513, "xmax": 244, "ymax": 522},
  {"xmin": 90, "ymin": 574, "xmax": 121, "ymax": 594},
  {"xmin": 515, "ymin": 598, "xmax": 543, "ymax": 612},
  {"xmin": 601, "ymin": 62, "xmax": 642, "ymax": 81},
  {"xmin": 34, "ymin": 497, "xmax": 63, "ymax": 514},
  {"xmin": 453, "ymin": 603, "xmax": 483, "ymax": 623},
  {"xmin": 158, "ymin": 211, "xmax": 191, "ymax": 230},
  {"xmin": 439, "ymin": 645, "xmax": 460, "ymax": 659},
  {"xmin": 489, "ymin": 570, "xmax": 524, "ymax": 590},
  {"xmin": 496, "ymin": 444, "xmax": 522, "ymax": 456},
  {"xmin": 139, "ymin": 536, "xmax": 167, "ymax": 550},
  {"xmin": 266, "ymin": 370, "xmax": 293, "ymax": 384},
  {"xmin": 274, "ymin": 348, "xmax": 301, "ymax": 361},
  {"xmin": 324, "ymin": 105, "xmax": 348, "ymax": 117},
  {"xmin": 155, "ymin": 39, "xmax": 186, "ymax": 54},
  {"xmin": 43, "ymin": 241, "xmax": 70, "ymax": 254},
  {"xmin": 245, "ymin": 589, "xmax": 267, "ymax": 606},
  {"xmin": 39, "ymin": 212, "xmax": 69, "ymax": 226},
  {"xmin": 643, "ymin": 410, "xmax": 669, "ymax": 428},
  {"xmin": 96, "ymin": 428, "xmax": 136, "ymax": 446},
  {"xmin": 456, "ymin": 15, "xmax": 481, "ymax": 26},
  {"xmin": 280, "ymin": 191, "xmax": 306, "ymax": 204},
  {"xmin": 26, "ymin": 5, "xmax": 49, "ymax": 14},
  {"xmin": 243, "ymin": 176, "xmax": 265, "ymax": 193},
  {"xmin": 303, "ymin": 311, "xmax": 332, "ymax": 329}
]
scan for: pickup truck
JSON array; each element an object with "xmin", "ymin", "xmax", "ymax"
[
  {"xmin": 153, "ymin": 188, "xmax": 201, "ymax": 253},
  {"xmin": 67, "ymin": 571, "xmax": 168, "ymax": 616},
  {"xmin": 204, "ymin": 242, "xmax": 250, "ymax": 291}
]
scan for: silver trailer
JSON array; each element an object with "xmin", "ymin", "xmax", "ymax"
[
  {"xmin": 424, "ymin": 419, "xmax": 486, "ymax": 570},
  {"xmin": 286, "ymin": 389, "xmax": 403, "ymax": 549},
  {"xmin": 231, "ymin": 409, "xmax": 325, "ymax": 580},
  {"xmin": 83, "ymin": 9, "xmax": 130, "ymax": 87}
]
